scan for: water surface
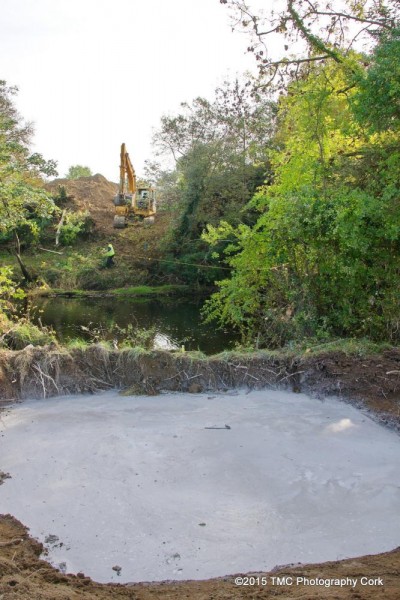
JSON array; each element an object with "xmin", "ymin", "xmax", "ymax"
[{"xmin": 32, "ymin": 296, "xmax": 239, "ymax": 354}]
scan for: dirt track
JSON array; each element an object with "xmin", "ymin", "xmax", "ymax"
[{"xmin": 1, "ymin": 349, "xmax": 400, "ymax": 598}]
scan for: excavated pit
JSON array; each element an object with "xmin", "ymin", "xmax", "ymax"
[{"xmin": 1, "ymin": 389, "xmax": 400, "ymax": 584}]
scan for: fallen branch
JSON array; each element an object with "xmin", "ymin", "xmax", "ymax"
[
  {"xmin": 38, "ymin": 247, "xmax": 64, "ymax": 255},
  {"xmin": 90, "ymin": 376, "xmax": 114, "ymax": 387}
]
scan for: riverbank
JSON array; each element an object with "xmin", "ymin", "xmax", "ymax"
[
  {"xmin": 29, "ymin": 284, "xmax": 192, "ymax": 299},
  {"xmin": 1, "ymin": 343, "xmax": 399, "ymax": 427}
]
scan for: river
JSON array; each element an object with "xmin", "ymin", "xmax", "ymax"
[{"xmin": 31, "ymin": 295, "xmax": 239, "ymax": 354}]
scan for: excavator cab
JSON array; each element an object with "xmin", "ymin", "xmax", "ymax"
[{"xmin": 135, "ymin": 187, "xmax": 156, "ymax": 217}]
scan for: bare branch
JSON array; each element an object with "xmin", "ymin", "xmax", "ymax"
[{"xmin": 311, "ymin": 9, "xmax": 394, "ymax": 30}]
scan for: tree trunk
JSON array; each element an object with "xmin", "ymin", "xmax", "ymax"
[
  {"xmin": 55, "ymin": 209, "xmax": 66, "ymax": 247},
  {"xmin": 14, "ymin": 232, "xmax": 33, "ymax": 283}
]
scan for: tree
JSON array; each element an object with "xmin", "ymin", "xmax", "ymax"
[
  {"xmin": 151, "ymin": 78, "xmax": 276, "ymax": 283},
  {"xmin": 0, "ymin": 81, "xmax": 58, "ymax": 281},
  {"xmin": 352, "ymin": 27, "xmax": 400, "ymax": 131},
  {"xmin": 65, "ymin": 165, "xmax": 92, "ymax": 179},
  {"xmin": 154, "ymin": 78, "xmax": 276, "ymax": 165},
  {"xmin": 203, "ymin": 52, "xmax": 400, "ymax": 345},
  {"xmin": 220, "ymin": 0, "xmax": 399, "ymax": 85}
]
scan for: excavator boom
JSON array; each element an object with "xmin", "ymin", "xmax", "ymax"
[{"xmin": 119, "ymin": 143, "xmax": 137, "ymax": 196}]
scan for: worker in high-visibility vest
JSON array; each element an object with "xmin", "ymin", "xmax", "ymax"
[{"xmin": 102, "ymin": 243, "xmax": 115, "ymax": 268}]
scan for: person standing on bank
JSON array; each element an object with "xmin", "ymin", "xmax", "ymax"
[{"xmin": 102, "ymin": 242, "xmax": 115, "ymax": 268}]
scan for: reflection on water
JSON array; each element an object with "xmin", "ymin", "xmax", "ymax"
[{"xmin": 31, "ymin": 296, "xmax": 239, "ymax": 354}]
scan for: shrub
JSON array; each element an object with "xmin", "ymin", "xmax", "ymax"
[
  {"xmin": 1, "ymin": 318, "xmax": 56, "ymax": 350},
  {"xmin": 59, "ymin": 211, "xmax": 95, "ymax": 246}
]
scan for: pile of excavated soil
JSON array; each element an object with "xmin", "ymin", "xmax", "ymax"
[{"xmin": 45, "ymin": 174, "xmax": 118, "ymax": 236}]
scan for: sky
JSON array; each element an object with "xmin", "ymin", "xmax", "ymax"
[{"xmin": 1, "ymin": 0, "xmax": 259, "ymax": 181}]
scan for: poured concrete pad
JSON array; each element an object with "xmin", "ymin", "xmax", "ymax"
[{"xmin": 0, "ymin": 390, "xmax": 400, "ymax": 583}]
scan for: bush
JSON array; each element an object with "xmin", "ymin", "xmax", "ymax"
[
  {"xmin": 1, "ymin": 318, "xmax": 56, "ymax": 350},
  {"xmin": 0, "ymin": 266, "xmax": 25, "ymax": 314},
  {"xmin": 59, "ymin": 211, "xmax": 95, "ymax": 246}
]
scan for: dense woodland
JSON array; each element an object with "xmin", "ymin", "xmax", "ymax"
[{"xmin": 0, "ymin": 0, "xmax": 399, "ymax": 349}]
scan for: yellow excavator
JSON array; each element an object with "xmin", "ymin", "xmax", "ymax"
[{"xmin": 113, "ymin": 143, "xmax": 156, "ymax": 228}]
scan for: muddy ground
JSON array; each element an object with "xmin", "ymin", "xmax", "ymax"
[{"xmin": 1, "ymin": 348, "xmax": 400, "ymax": 598}]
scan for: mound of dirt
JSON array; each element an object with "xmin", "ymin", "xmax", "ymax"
[{"xmin": 45, "ymin": 174, "xmax": 118, "ymax": 236}]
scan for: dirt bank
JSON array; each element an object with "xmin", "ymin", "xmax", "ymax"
[
  {"xmin": 1, "ymin": 347, "xmax": 400, "ymax": 598},
  {"xmin": 1, "ymin": 345, "xmax": 399, "ymax": 428}
]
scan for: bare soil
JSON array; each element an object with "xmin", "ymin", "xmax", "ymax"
[
  {"xmin": 1, "ymin": 349, "xmax": 400, "ymax": 598},
  {"xmin": 45, "ymin": 174, "xmax": 119, "ymax": 237}
]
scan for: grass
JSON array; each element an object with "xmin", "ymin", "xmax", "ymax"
[
  {"xmin": 285, "ymin": 337, "xmax": 394, "ymax": 357},
  {"xmin": 112, "ymin": 284, "xmax": 189, "ymax": 296},
  {"xmin": 211, "ymin": 337, "xmax": 394, "ymax": 361},
  {"xmin": 65, "ymin": 338, "xmax": 90, "ymax": 350},
  {"xmin": 0, "ymin": 248, "xmax": 191, "ymax": 297},
  {"xmin": 30, "ymin": 284, "xmax": 190, "ymax": 298},
  {"xmin": 0, "ymin": 318, "xmax": 57, "ymax": 350}
]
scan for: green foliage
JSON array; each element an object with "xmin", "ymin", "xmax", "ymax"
[
  {"xmin": 0, "ymin": 318, "xmax": 56, "ymax": 350},
  {"xmin": 58, "ymin": 211, "xmax": 94, "ymax": 246},
  {"xmin": 115, "ymin": 324, "xmax": 157, "ymax": 349},
  {"xmin": 203, "ymin": 50, "xmax": 400, "ymax": 347},
  {"xmin": 0, "ymin": 267, "xmax": 55, "ymax": 347},
  {"xmin": 52, "ymin": 186, "xmax": 70, "ymax": 207},
  {"xmin": 152, "ymin": 77, "xmax": 275, "ymax": 284},
  {"xmin": 222, "ymin": 0, "xmax": 399, "ymax": 83},
  {"xmin": 352, "ymin": 28, "xmax": 400, "ymax": 132},
  {"xmin": 65, "ymin": 165, "xmax": 92, "ymax": 179},
  {"xmin": 0, "ymin": 81, "xmax": 58, "ymax": 235},
  {"xmin": 0, "ymin": 80, "xmax": 58, "ymax": 283},
  {"xmin": 43, "ymin": 253, "xmax": 96, "ymax": 288},
  {"xmin": 0, "ymin": 266, "xmax": 25, "ymax": 314},
  {"xmin": 70, "ymin": 321, "xmax": 157, "ymax": 350}
]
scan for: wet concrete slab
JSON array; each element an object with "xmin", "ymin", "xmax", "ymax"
[{"xmin": 0, "ymin": 389, "xmax": 399, "ymax": 583}]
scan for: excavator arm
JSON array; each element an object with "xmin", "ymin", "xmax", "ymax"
[{"xmin": 119, "ymin": 143, "xmax": 137, "ymax": 196}]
